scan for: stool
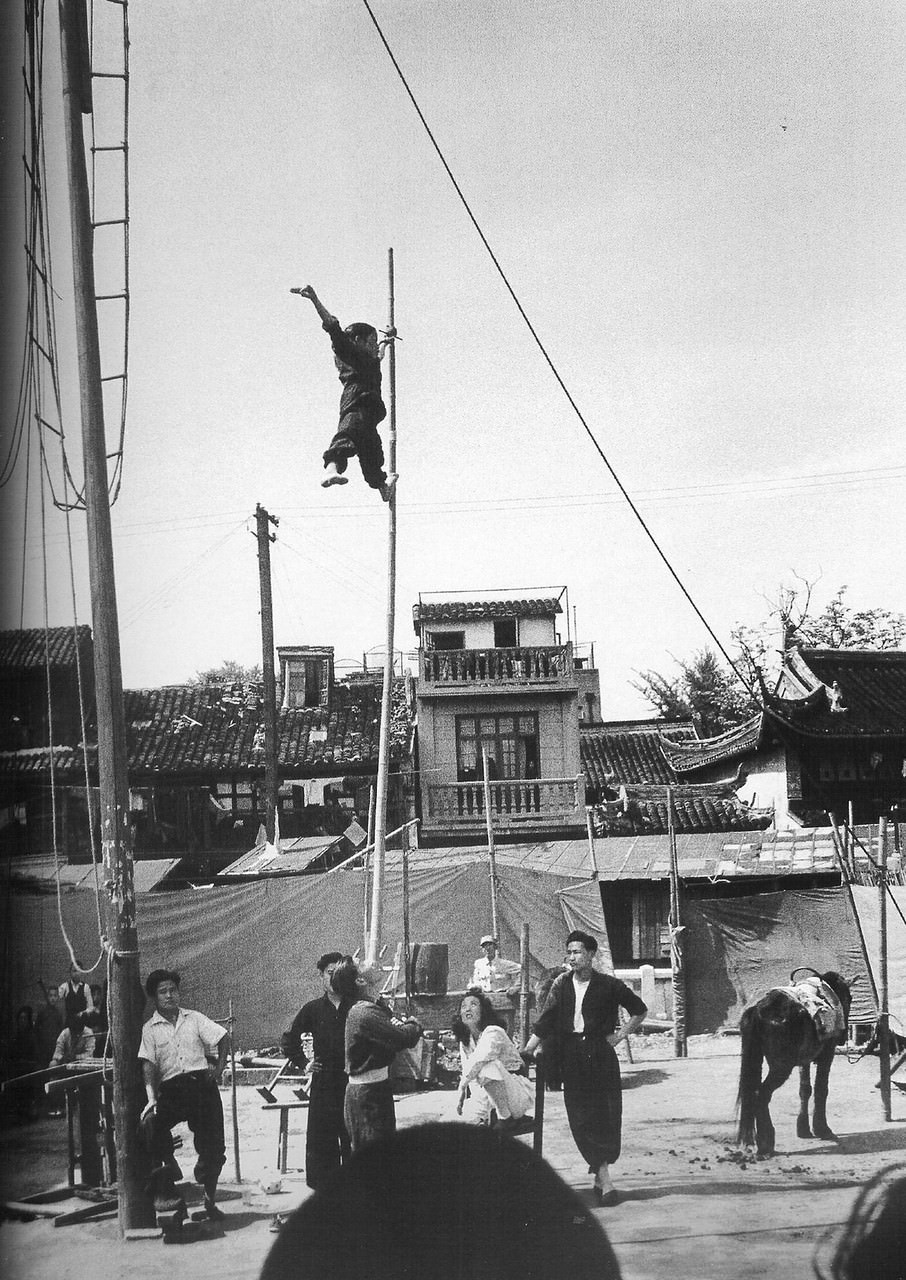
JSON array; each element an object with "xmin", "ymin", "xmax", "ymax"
[{"xmin": 261, "ymin": 1100, "xmax": 309, "ymax": 1173}]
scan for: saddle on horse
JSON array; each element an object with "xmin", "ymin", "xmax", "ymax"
[{"xmin": 777, "ymin": 976, "xmax": 845, "ymax": 1039}]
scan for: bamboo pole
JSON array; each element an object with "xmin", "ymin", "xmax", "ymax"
[
  {"xmin": 518, "ymin": 923, "xmax": 530, "ymax": 1047},
  {"xmin": 229, "ymin": 998, "xmax": 241, "ymax": 1183},
  {"xmin": 481, "ymin": 745, "xmax": 500, "ymax": 944},
  {"xmin": 879, "ymin": 817, "xmax": 892, "ymax": 1121},
  {"xmin": 401, "ymin": 821, "xmax": 412, "ymax": 1016},
  {"xmin": 667, "ymin": 787, "xmax": 687, "ymax": 1057},
  {"xmin": 366, "ymin": 249, "xmax": 398, "ymax": 968}
]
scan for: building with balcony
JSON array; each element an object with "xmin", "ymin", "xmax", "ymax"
[{"xmin": 412, "ymin": 590, "xmax": 594, "ymax": 843}]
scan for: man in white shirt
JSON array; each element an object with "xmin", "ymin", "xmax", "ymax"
[
  {"xmin": 138, "ymin": 968, "xmax": 228, "ymax": 1220},
  {"xmin": 470, "ymin": 936, "xmax": 522, "ymax": 997}
]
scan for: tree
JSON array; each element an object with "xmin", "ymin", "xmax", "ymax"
[
  {"xmin": 635, "ymin": 583, "xmax": 906, "ymax": 735},
  {"xmin": 189, "ymin": 659, "xmax": 262, "ymax": 686},
  {"xmin": 732, "ymin": 582, "xmax": 906, "ymax": 691},
  {"xmin": 632, "ymin": 648, "xmax": 756, "ymax": 737}
]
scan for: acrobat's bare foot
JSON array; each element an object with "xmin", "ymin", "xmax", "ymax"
[
  {"xmin": 379, "ymin": 474, "xmax": 397, "ymax": 502},
  {"xmin": 322, "ymin": 463, "xmax": 348, "ymax": 488}
]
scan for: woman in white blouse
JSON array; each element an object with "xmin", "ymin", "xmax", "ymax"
[{"xmin": 454, "ymin": 990, "xmax": 533, "ymax": 1133}]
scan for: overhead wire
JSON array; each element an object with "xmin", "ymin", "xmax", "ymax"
[
  {"xmin": 118, "ymin": 518, "xmax": 250, "ymax": 632},
  {"xmin": 39, "ymin": 426, "xmax": 105, "ymax": 978},
  {"xmin": 359, "ymin": 0, "xmax": 771, "ymax": 697}
]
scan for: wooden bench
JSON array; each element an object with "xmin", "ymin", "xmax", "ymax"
[{"xmin": 261, "ymin": 1099, "xmax": 309, "ymax": 1173}]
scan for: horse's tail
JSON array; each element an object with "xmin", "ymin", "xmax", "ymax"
[{"xmin": 736, "ymin": 1006, "xmax": 763, "ymax": 1146}]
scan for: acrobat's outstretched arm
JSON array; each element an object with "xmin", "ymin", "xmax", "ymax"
[{"xmin": 291, "ymin": 284, "xmax": 336, "ymax": 329}]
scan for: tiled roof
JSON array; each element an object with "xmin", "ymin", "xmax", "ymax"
[
  {"xmin": 581, "ymin": 720, "xmax": 696, "ymax": 789},
  {"xmin": 591, "ymin": 787, "xmax": 773, "ymax": 836},
  {"xmin": 0, "ymin": 679, "xmax": 412, "ymax": 779},
  {"xmin": 0, "ymin": 625, "xmax": 92, "ymax": 671},
  {"xmin": 0, "ymin": 745, "xmax": 92, "ymax": 777},
  {"xmin": 381, "ymin": 828, "xmax": 845, "ymax": 881},
  {"xmin": 657, "ymin": 714, "xmax": 764, "ymax": 775},
  {"xmin": 124, "ymin": 678, "xmax": 411, "ymax": 776},
  {"xmin": 770, "ymin": 647, "xmax": 906, "ymax": 738},
  {"xmin": 412, "ymin": 598, "xmax": 562, "ymax": 632}
]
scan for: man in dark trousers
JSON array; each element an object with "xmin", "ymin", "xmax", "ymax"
[
  {"xmin": 282, "ymin": 952, "xmax": 354, "ymax": 1190},
  {"xmin": 523, "ymin": 931, "xmax": 647, "ymax": 1206},
  {"xmin": 138, "ymin": 969, "xmax": 229, "ymax": 1221},
  {"xmin": 331, "ymin": 957, "xmax": 423, "ymax": 1152},
  {"xmin": 292, "ymin": 283, "xmax": 395, "ymax": 501}
]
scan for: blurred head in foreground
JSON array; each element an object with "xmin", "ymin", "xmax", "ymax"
[
  {"xmin": 813, "ymin": 1164, "xmax": 906, "ymax": 1279},
  {"xmin": 260, "ymin": 1121, "xmax": 622, "ymax": 1280}
]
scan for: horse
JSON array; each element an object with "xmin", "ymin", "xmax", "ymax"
[{"xmin": 736, "ymin": 968, "xmax": 852, "ymax": 1156}]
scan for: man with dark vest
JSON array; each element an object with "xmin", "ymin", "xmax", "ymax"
[
  {"xmin": 282, "ymin": 952, "xmax": 354, "ymax": 1189},
  {"xmin": 523, "ymin": 931, "xmax": 646, "ymax": 1205}
]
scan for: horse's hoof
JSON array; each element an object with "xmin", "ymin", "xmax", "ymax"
[
  {"xmin": 813, "ymin": 1127, "xmax": 836, "ymax": 1141},
  {"xmin": 796, "ymin": 1121, "xmax": 813, "ymax": 1138}
]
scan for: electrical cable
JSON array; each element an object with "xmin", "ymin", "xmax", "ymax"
[
  {"xmin": 359, "ymin": 0, "xmax": 755, "ymax": 695},
  {"xmin": 39, "ymin": 440, "xmax": 105, "ymax": 978}
]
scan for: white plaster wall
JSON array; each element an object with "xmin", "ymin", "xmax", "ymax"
[
  {"xmin": 736, "ymin": 744, "xmax": 790, "ymax": 827},
  {"xmin": 518, "ymin": 617, "xmax": 557, "ymax": 646}
]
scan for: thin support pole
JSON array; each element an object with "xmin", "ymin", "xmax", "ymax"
[
  {"xmin": 879, "ymin": 817, "xmax": 892, "ymax": 1121},
  {"xmin": 667, "ymin": 787, "xmax": 687, "ymax": 1057},
  {"xmin": 362, "ymin": 785, "xmax": 375, "ymax": 952},
  {"xmin": 585, "ymin": 807, "xmax": 599, "ymax": 880},
  {"xmin": 518, "ymin": 923, "xmax": 530, "ymax": 1047},
  {"xmin": 401, "ymin": 821, "xmax": 412, "ymax": 1016},
  {"xmin": 366, "ymin": 248, "xmax": 398, "ymax": 968},
  {"xmin": 481, "ymin": 745, "xmax": 500, "ymax": 944},
  {"xmin": 229, "ymin": 998, "xmax": 241, "ymax": 1183}
]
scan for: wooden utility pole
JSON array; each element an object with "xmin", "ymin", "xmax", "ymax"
[
  {"xmin": 58, "ymin": 0, "xmax": 149, "ymax": 1231},
  {"xmin": 667, "ymin": 787, "xmax": 687, "ymax": 1057},
  {"xmin": 366, "ymin": 249, "xmax": 398, "ymax": 967},
  {"xmin": 255, "ymin": 504, "xmax": 279, "ymax": 843},
  {"xmin": 481, "ymin": 744, "xmax": 501, "ymax": 944},
  {"xmin": 878, "ymin": 816, "xmax": 892, "ymax": 1120}
]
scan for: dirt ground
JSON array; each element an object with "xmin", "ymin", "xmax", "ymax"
[{"xmin": 2, "ymin": 1034, "xmax": 904, "ymax": 1280}]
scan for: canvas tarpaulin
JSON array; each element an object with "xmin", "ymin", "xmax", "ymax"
[
  {"xmin": 3, "ymin": 862, "xmax": 608, "ymax": 1047},
  {"xmin": 683, "ymin": 887, "xmax": 876, "ymax": 1034},
  {"xmin": 849, "ymin": 885, "xmax": 906, "ymax": 1037}
]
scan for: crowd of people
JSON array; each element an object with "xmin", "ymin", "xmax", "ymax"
[
  {"xmin": 4, "ymin": 965, "xmax": 110, "ymax": 1121},
  {"xmin": 4, "ymin": 937, "xmax": 903, "ymax": 1276}
]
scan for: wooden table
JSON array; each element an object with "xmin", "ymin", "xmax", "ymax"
[{"xmin": 261, "ymin": 1099, "xmax": 309, "ymax": 1173}]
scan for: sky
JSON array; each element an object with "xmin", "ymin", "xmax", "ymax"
[{"xmin": 2, "ymin": 0, "xmax": 904, "ymax": 718}]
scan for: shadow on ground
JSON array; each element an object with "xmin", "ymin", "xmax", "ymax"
[
  {"xmin": 836, "ymin": 1125, "xmax": 906, "ymax": 1155},
  {"xmin": 622, "ymin": 1069, "xmax": 670, "ymax": 1090},
  {"xmin": 607, "ymin": 1176, "xmax": 866, "ymax": 1203}
]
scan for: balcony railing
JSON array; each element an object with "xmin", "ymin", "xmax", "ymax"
[
  {"xmin": 420, "ymin": 644, "xmax": 572, "ymax": 686},
  {"xmin": 425, "ymin": 776, "xmax": 584, "ymax": 829}
]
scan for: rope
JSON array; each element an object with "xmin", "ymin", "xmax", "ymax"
[
  {"xmin": 61, "ymin": 471, "xmax": 106, "ymax": 944},
  {"xmin": 359, "ymin": 0, "xmax": 756, "ymax": 699},
  {"xmin": 8, "ymin": 1, "xmax": 129, "ymax": 511},
  {"xmin": 39, "ymin": 448, "xmax": 105, "ymax": 980}
]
